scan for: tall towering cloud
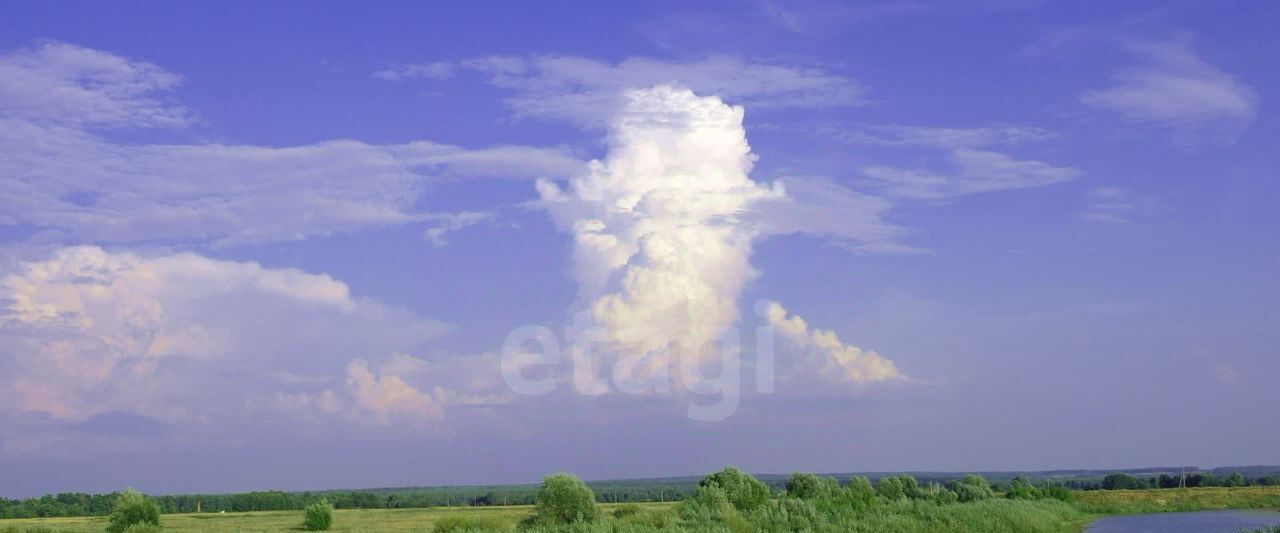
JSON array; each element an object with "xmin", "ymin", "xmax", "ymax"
[
  {"xmin": 537, "ymin": 86, "xmax": 902, "ymax": 386},
  {"xmin": 538, "ymin": 86, "xmax": 777, "ymax": 362}
]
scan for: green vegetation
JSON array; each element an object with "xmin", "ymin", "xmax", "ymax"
[
  {"xmin": 3, "ymin": 469, "xmax": 1279, "ymax": 532},
  {"xmin": 694, "ymin": 466, "xmax": 771, "ymax": 511},
  {"xmin": 431, "ymin": 513, "xmax": 508, "ymax": 533},
  {"xmin": 302, "ymin": 500, "xmax": 334, "ymax": 531},
  {"xmin": 5, "ymin": 467, "xmax": 1278, "ymax": 520},
  {"xmin": 1072, "ymin": 485, "xmax": 1280, "ymax": 515},
  {"xmin": 528, "ymin": 474, "xmax": 599, "ymax": 525},
  {"xmin": 104, "ymin": 491, "xmax": 159, "ymax": 533},
  {"xmin": 785, "ymin": 472, "xmax": 839, "ymax": 500}
]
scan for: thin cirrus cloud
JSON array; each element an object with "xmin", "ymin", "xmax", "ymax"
[
  {"xmin": 1082, "ymin": 186, "xmax": 1155, "ymax": 224},
  {"xmin": 845, "ymin": 124, "xmax": 1079, "ymax": 200},
  {"xmin": 377, "ymin": 54, "xmax": 866, "ymax": 127},
  {"xmin": 0, "ymin": 42, "xmax": 585, "ymax": 247},
  {"xmin": 1080, "ymin": 37, "xmax": 1258, "ymax": 139}
]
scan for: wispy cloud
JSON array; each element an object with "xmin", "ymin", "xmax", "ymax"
[
  {"xmin": 845, "ymin": 124, "xmax": 1077, "ymax": 200},
  {"xmin": 422, "ymin": 211, "xmax": 494, "ymax": 247},
  {"xmin": 378, "ymin": 55, "xmax": 866, "ymax": 127},
  {"xmin": 0, "ymin": 41, "xmax": 190, "ymax": 128},
  {"xmin": 373, "ymin": 61, "xmax": 455, "ymax": 81},
  {"xmin": 1082, "ymin": 186, "xmax": 1160, "ymax": 224},
  {"xmin": 845, "ymin": 124, "xmax": 1056, "ymax": 149},
  {"xmin": 0, "ymin": 42, "xmax": 584, "ymax": 247},
  {"xmin": 1080, "ymin": 36, "xmax": 1258, "ymax": 140}
]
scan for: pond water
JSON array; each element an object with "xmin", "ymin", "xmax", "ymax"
[{"xmin": 1087, "ymin": 510, "xmax": 1280, "ymax": 533}]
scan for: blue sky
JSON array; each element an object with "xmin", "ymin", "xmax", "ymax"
[{"xmin": 1, "ymin": 1, "xmax": 1277, "ymax": 498}]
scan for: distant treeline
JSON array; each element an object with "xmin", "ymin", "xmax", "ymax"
[
  {"xmin": 0, "ymin": 480, "xmax": 695, "ymax": 519},
  {"xmin": 3, "ymin": 469, "xmax": 1278, "ymax": 519}
]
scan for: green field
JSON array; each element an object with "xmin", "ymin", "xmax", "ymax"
[
  {"xmin": 4, "ymin": 486, "xmax": 1278, "ymax": 532},
  {"xmin": 1072, "ymin": 485, "xmax": 1280, "ymax": 515},
  {"xmin": 0, "ymin": 503, "xmax": 671, "ymax": 533}
]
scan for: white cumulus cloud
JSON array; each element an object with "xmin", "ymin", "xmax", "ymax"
[
  {"xmin": 761, "ymin": 300, "xmax": 903, "ymax": 384},
  {"xmin": 0, "ymin": 246, "xmax": 452, "ymax": 426},
  {"xmin": 537, "ymin": 85, "xmax": 901, "ymax": 386}
]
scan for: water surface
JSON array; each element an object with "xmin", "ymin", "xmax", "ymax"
[{"xmin": 1087, "ymin": 510, "xmax": 1280, "ymax": 533}]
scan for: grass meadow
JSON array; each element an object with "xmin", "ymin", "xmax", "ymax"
[
  {"xmin": 1071, "ymin": 485, "xmax": 1280, "ymax": 515},
  {"xmin": 2, "ymin": 486, "xmax": 1278, "ymax": 532},
  {"xmin": 0, "ymin": 503, "xmax": 649, "ymax": 532}
]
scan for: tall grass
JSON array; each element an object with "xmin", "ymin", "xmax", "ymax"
[{"xmin": 1072, "ymin": 486, "xmax": 1280, "ymax": 515}]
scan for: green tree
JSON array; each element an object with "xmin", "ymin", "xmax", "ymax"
[
  {"xmin": 785, "ymin": 472, "xmax": 838, "ymax": 500},
  {"xmin": 533, "ymin": 473, "xmax": 599, "ymax": 524},
  {"xmin": 875, "ymin": 477, "xmax": 904, "ymax": 501},
  {"xmin": 697, "ymin": 467, "xmax": 770, "ymax": 511},
  {"xmin": 897, "ymin": 475, "xmax": 921, "ymax": 499},
  {"xmin": 951, "ymin": 475, "xmax": 993, "ymax": 502},
  {"xmin": 1006, "ymin": 475, "xmax": 1040, "ymax": 500},
  {"xmin": 106, "ymin": 489, "xmax": 160, "ymax": 533},
  {"xmin": 1101, "ymin": 473, "xmax": 1145, "ymax": 490},
  {"xmin": 833, "ymin": 476, "xmax": 878, "ymax": 510}
]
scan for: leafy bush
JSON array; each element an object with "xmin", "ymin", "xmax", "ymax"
[
  {"xmin": 302, "ymin": 500, "xmax": 333, "ymax": 531},
  {"xmin": 785, "ymin": 472, "xmax": 838, "ymax": 500},
  {"xmin": 611, "ymin": 503, "xmax": 642, "ymax": 518},
  {"xmin": 532, "ymin": 473, "xmax": 599, "ymax": 524},
  {"xmin": 1039, "ymin": 485, "xmax": 1072, "ymax": 502},
  {"xmin": 106, "ymin": 489, "xmax": 161, "ymax": 533},
  {"xmin": 932, "ymin": 488, "xmax": 960, "ymax": 504},
  {"xmin": 876, "ymin": 477, "xmax": 905, "ymax": 501},
  {"xmin": 696, "ymin": 467, "xmax": 770, "ymax": 511},
  {"xmin": 1006, "ymin": 476, "xmax": 1040, "ymax": 500},
  {"xmin": 951, "ymin": 475, "xmax": 994, "ymax": 502},
  {"xmin": 842, "ymin": 476, "xmax": 878, "ymax": 508},
  {"xmin": 897, "ymin": 475, "xmax": 922, "ymax": 499},
  {"xmin": 431, "ymin": 514, "xmax": 507, "ymax": 532}
]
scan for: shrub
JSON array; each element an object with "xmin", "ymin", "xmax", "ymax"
[
  {"xmin": 897, "ymin": 475, "xmax": 921, "ymax": 499},
  {"xmin": 533, "ymin": 473, "xmax": 599, "ymax": 524},
  {"xmin": 1039, "ymin": 485, "xmax": 1072, "ymax": 502},
  {"xmin": 785, "ymin": 472, "xmax": 838, "ymax": 500},
  {"xmin": 697, "ymin": 467, "xmax": 770, "ymax": 511},
  {"xmin": 842, "ymin": 476, "xmax": 877, "ymax": 508},
  {"xmin": 122, "ymin": 525, "xmax": 163, "ymax": 533},
  {"xmin": 1006, "ymin": 476, "xmax": 1040, "ymax": 500},
  {"xmin": 875, "ymin": 476, "xmax": 905, "ymax": 501},
  {"xmin": 432, "ymin": 514, "xmax": 507, "ymax": 532},
  {"xmin": 611, "ymin": 503, "xmax": 642, "ymax": 518},
  {"xmin": 951, "ymin": 475, "xmax": 994, "ymax": 502},
  {"xmin": 106, "ymin": 489, "xmax": 161, "ymax": 533},
  {"xmin": 302, "ymin": 500, "xmax": 333, "ymax": 531},
  {"xmin": 932, "ymin": 488, "xmax": 960, "ymax": 504},
  {"xmin": 680, "ymin": 483, "xmax": 735, "ymax": 522}
]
